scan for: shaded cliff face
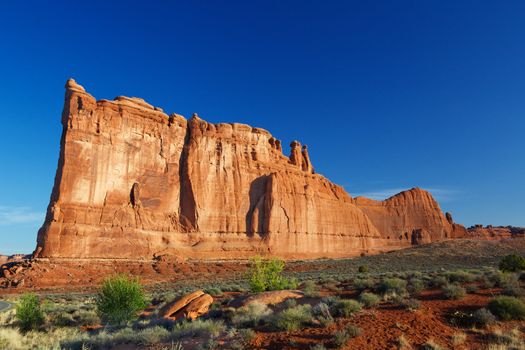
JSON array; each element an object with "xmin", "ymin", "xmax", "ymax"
[{"xmin": 35, "ymin": 80, "xmax": 466, "ymax": 260}]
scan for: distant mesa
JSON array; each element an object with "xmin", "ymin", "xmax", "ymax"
[{"xmin": 35, "ymin": 79, "xmax": 479, "ymax": 260}]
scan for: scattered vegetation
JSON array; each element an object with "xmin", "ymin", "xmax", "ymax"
[
  {"xmin": 96, "ymin": 274, "xmax": 148, "ymax": 325},
  {"xmin": 441, "ymin": 284, "xmax": 466, "ymax": 300}
]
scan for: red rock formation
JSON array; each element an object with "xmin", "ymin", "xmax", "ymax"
[
  {"xmin": 466, "ymin": 225, "xmax": 525, "ymax": 240},
  {"xmin": 35, "ymin": 79, "xmax": 467, "ymax": 260},
  {"xmin": 353, "ymin": 188, "xmax": 468, "ymax": 251}
]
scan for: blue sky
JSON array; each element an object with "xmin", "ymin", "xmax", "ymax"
[{"xmin": 0, "ymin": 1, "xmax": 524, "ymax": 254}]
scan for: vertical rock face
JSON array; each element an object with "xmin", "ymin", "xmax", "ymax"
[{"xmin": 35, "ymin": 80, "xmax": 467, "ymax": 260}]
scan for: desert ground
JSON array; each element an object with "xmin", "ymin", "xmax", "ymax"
[{"xmin": 1, "ymin": 239, "xmax": 525, "ymax": 350}]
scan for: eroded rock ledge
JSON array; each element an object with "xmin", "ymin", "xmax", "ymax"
[{"xmin": 35, "ymin": 79, "xmax": 468, "ymax": 260}]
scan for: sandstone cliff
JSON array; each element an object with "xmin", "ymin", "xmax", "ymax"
[{"xmin": 35, "ymin": 79, "xmax": 467, "ymax": 260}]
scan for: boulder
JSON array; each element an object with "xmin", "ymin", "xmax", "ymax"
[
  {"xmin": 160, "ymin": 290, "xmax": 205, "ymax": 318},
  {"xmin": 242, "ymin": 290, "xmax": 303, "ymax": 306}
]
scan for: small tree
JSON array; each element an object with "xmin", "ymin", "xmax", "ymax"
[
  {"xmin": 16, "ymin": 293, "xmax": 44, "ymax": 331},
  {"xmin": 96, "ymin": 274, "xmax": 147, "ymax": 325},
  {"xmin": 248, "ymin": 256, "xmax": 297, "ymax": 292},
  {"xmin": 499, "ymin": 254, "xmax": 525, "ymax": 272}
]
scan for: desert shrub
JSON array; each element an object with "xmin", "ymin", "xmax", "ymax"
[
  {"xmin": 284, "ymin": 298, "xmax": 297, "ymax": 308},
  {"xmin": 247, "ymin": 256, "xmax": 297, "ymax": 293},
  {"xmin": 274, "ymin": 304, "xmax": 312, "ymax": 331},
  {"xmin": 328, "ymin": 299, "xmax": 361, "ymax": 317},
  {"xmin": 442, "ymin": 284, "xmax": 466, "ymax": 300},
  {"xmin": 238, "ymin": 328, "xmax": 256, "ymax": 342},
  {"xmin": 358, "ymin": 292, "xmax": 380, "ymax": 308},
  {"xmin": 16, "ymin": 293, "xmax": 44, "ymax": 331},
  {"xmin": 136, "ymin": 326, "xmax": 171, "ymax": 345},
  {"xmin": 171, "ymin": 319, "xmax": 226, "ymax": 339},
  {"xmin": 401, "ymin": 298, "xmax": 420, "ymax": 311},
  {"xmin": 431, "ymin": 275, "xmax": 448, "ymax": 288},
  {"xmin": 487, "ymin": 296, "xmax": 525, "ymax": 320},
  {"xmin": 499, "ymin": 254, "xmax": 525, "ymax": 272},
  {"xmin": 231, "ymin": 302, "xmax": 272, "ymax": 327},
  {"xmin": 302, "ymin": 280, "xmax": 320, "ymax": 297},
  {"xmin": 499, "ymin": 273, "xmax": 523, "ymax": 296},
  {"xmin": 353, "ymin": 278, "xmax": 375, "ymax": 290},
  {"xmin": 312, "ymin": 302, "xmax": 334, "ymax": 327},
  {"xmin": 377, "ymin": 278, "xmax": 407, "ymax": 299},
  {"xmin": 447, "ymin": 270, "xmax": 475, "ymax": 283},
  {"xmin": 96, "ymin": 274, "xmax": 148, "ymax": 325},
  {"xmin": 333, "ymin": 324, "xmax": 361, "ymax": 348},
  {"xmin": 472, "ymin": 308, "xmax": 496, "ymax": 327},
  {"xmin": 358, "ymin": 265, "xmax": 369, "ymax": 273},
  {"xmin": 407, "ymin": 279, "xmax": 425, "ymax": 295}
]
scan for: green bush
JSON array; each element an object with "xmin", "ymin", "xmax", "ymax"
[
  {"xmin": 442, "ymin": 284, "xmax": 466, "ymax": 300},
  {"xmin": 248, "ymin": 256, "xmax": 297, "ymax": 293},
  {"xmin": 353, "ymin": 278, "xmax": 375, "ymax": 290},
  {"xmin": 274, "ymin": 304, "xmax": 312, "ymax": 331},
  {"xmin": 358, "ymin": 292, "xmax": 380, "ymax": 308},
  {"xmin": 377, "ymin": 278, "xmax": 407, "ymax": 296},
  {"xmin": 487, "ymin": 296, "xmax": 525, "ymax": 320},
  {"xmin": 16, "ymin": 293, "xmax": 44, "ymax": 331},
  {"xmin": 330, "ymin": 299, "xmax": 361, "ymax": 317},
  {"xmin": 499, "ymin": 254, "xmax": 525, "ymax": 272},
  {"xmin": 96, "ymin": 274, "xmax": 148, "ymax": 325},
  {"xmin": 446, "ymin": 270, "xmax": 475, "ymax": 283}
]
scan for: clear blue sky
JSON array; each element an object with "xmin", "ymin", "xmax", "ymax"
[{"xmin": 0, "ymin": 1, "xmax": 524, "ymax": 254}]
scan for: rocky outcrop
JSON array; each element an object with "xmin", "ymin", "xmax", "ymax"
[
  {"xmin": 160, "ymin": 290, "xmax": 213, "ymax": 320},
  {"xmin": 353, "ymin": 188, "xmax": 468, "ymax": 251},
  {"xmin": 467, "ymin": 225, "xmax": 525, "ymax": 240},
  {"xmin": 35, "ymin": 79, "xmax": 468, "ymax": 260}
]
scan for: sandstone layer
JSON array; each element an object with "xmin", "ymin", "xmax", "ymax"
[{"xmin": 35, "ymin": 79, "xmax": 468, "ymax": 260}]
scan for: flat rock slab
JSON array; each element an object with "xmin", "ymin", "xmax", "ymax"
[{"xmin": 234, "ymin": 290, "xmax": 304, "ymax": 307}]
